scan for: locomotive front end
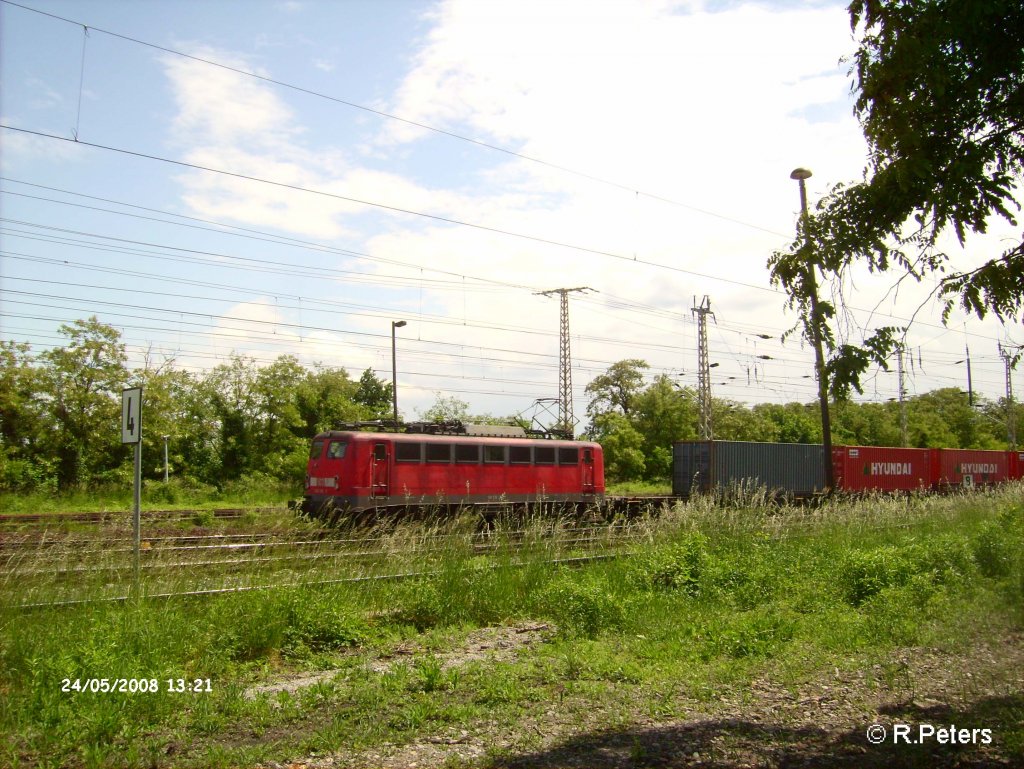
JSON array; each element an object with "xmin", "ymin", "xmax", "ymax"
[{"xmin": 302, "ymin": 432, "xmax": 353, "ymax": 517}]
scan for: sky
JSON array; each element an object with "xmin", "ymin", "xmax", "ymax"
[{"xmin": 1, "ymin": 0, "xmax": 1019, "ymax": 433}]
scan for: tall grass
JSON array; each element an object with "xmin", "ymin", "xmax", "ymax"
[
  {"xmin": 1, "ymin": 485, "xmax": 1022, "ymax": 767},
  {"xmin": 0, "ymin": 476, "xmax": 299, "ymax": 514}
]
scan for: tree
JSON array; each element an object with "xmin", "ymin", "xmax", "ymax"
[
  {"xmin": 38, "ymin": 318, "xmax": 128, "ymax": 489},
  {"xmin": 0, "ymin": 341, "xmax": 48, "ymax": 489},
  {"xmin": 832, "ymin": 401, "xmax": 902, "ymax": 448},
  {"xmin": 753, "ymin": 402, "xmax": 821, "ymax": 444},
  {"xmin": 253, "ymin": 355, "xmax": 308, "ymax": 479},
  {"xmin": 772, "ymin": 0, "xmax": 1024, "ymax": 407},
  {"xmin": 296, "ymin": 365, "xmax": 361, "ymax": 435},
  {"xmin": 205, "ymin": 355, "xmax": 260, "ymax": 481},
  {"xmin": 152, "ymin": 368, "xmax": 221, "ymax": 485},
  {"xmin": 589, "ymin": 412, "xmax": 646, "ymax": 482},
  {"xmin": 907, "ymin": 388, "xmax": 989, "ymax": 448},
  {"xmin": 353, "ymin": 368, "xmax": 393, "ymax": 419},
  {"xmin": 419, "ymin": 394, "xmax": 469, "ymax": 423},
  {"xmin": 584, "ymin": 359, "xmax": 649, "ymax": 429},
  {"xmin": 848, "ymin": 0, "xmax": 1024, "ymax": 322},
  {"xmin": 712, "ymin": 399, "xmax": 780, "ymax": 443},
  {"xmin": 631, "ymin": 376, "xmax": 698, "ymax": 479}
]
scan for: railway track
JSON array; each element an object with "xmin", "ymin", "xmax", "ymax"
[
  {"xmin": 1, "ymin": 523, "xmax": 631, "ymax": 564},
  {"xmin": 0, "ymin": 507, "xmax": 285, "ymax": 528},
  {"xmin": 0, "ymin": 496, "xmax": 675, "ymax": 530}
]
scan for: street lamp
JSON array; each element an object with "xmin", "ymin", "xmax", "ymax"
[
  {"xmin": 391, "ymin": 320, "xmax": 407, "ymax": 427},
  {"xmin": 953, "ymin": 347, "xmax": 974, "ymax": 406},
  {"xmin": 790, "ymin": 167, "xmax": 835, "ymax": 491}
]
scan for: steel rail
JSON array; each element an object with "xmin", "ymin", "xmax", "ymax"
[{"xmin": 3, "ymin": 553, "xmax": 620, "ymax": 611}]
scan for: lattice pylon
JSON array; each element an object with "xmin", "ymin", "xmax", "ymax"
[
  {"xmin": 536, "ymin": 287, "xmax": 593, "ymax": 436},
  {"xmin": 693, "ymin": 296, "xmax": 714, "ymax": 440}
]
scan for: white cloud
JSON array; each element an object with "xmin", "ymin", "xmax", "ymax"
[{"xmin": 154, "ymin": 2, "xmax": 1016, "ymax": 416}]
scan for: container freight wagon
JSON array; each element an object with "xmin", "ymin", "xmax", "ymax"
[
  {"xmin": 831, "ymin": 445, "xmax": 932, "ymax": 492},
  {"xmin": 1010, "ymin": 451, "xmax": 1024, "ymax": 481},
  {"xmin": 931, "ymin": 448, "xmax": 1011, "ymax": 489},
  {"xmin": 672, "ymin": 440, "xmax": 826, "ymax": 499}
]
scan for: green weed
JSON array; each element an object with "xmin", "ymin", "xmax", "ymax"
[
  {"xmin": 2, "ymin": 487, "xmax": 1023, "ymax": 767},
  {"xmin": 628, "ymin": 533, "xmax": 708, "ymax": 595},
  {"xmin": 538, "ymin": 575, "xmax": 624, "ymax": 638}
]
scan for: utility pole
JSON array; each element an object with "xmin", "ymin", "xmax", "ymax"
[
  {"xmin": 536, "ymin": 287, "xmax": 593, "ymax": 436},
  {"xmin": 964, "ymin": 343, "xmax": 974, "ymax": 406},
  {"xmin": 999, "ymin": 343, "xmax": 1017, "ymax": 450},
  {"xmin": 897, "ymin": 345, "xmax": 908, "ymax": 447},
  {"xmin": 692, "ymin": 295, "xmax": 715, "ymax": 440},
  {"xmin": 790, "ymin": 167, "xmax": 835, "ymax": 491}
]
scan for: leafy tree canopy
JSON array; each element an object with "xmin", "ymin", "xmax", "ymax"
[
  {"xmin": 836, "ymin": 0, "xmax": 1024, "ymax": 321},
  {"xmin": 772, "ymin": 0, "xmax": 1023, "ymax": 402},
  {"xmin": 584, "ymin": 359, "xmax": 649, "ymax": 425}
]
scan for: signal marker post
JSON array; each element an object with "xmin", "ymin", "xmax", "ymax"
[{"xmin": 121, "ymin": 388, "xmax": 142, "ymax": 595}]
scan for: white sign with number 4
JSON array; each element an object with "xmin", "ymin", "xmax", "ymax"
[{"xmin": 121, "ymin": 387, "xmax": 142, "ymax": 444}]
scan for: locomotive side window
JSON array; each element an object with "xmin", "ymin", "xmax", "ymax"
[
  {"xmin": 309, "ymin": 439, "xmax": 325, "ymax": 460},
  {"xmin": 455, "ymin": 444, "xmax": 479, "ymax": 464},
  {"xmin": 558, "ymin": 447, "xmax": 579, "ymax": 465},
  {"xmin": 509, "ymin": 446, "xmax": 532, "ymax": 465},
  {"xmin": 373, "ymin": 443, "xmax": 387, "ymax": 461},
  {"xmin": 327, "ymin": 441, "xmax": 347, "ymax": 459},
  {"xmin": 426, "ymin": 443, "xmax": 452, "ymax": 463},
  {"xmin": 535, "ymin": 446, "xmax": 555, "ymax": 465},
  {"xmin": 483, "ymin": 445, "xmax": 506, "ymax": 464},
  {"xmin": 395, "ymin": 442, "xmax": 422, "ymax": 462}
]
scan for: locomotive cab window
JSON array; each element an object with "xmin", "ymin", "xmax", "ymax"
[
  {"xmin": 426, "ymin": 443, "xmax": 452, "ymax": 463},
  {"xmin": 483, "ymin": 445, "xmax": 506, "ymax": 464},
  {"xmin": 309, "ymin": 439, "xmax": 325, "ymax": 460},
  {"xmin": 373, "ymin": 443, "xmax": 387, "ymax": 461},
  {"xmin": 509, "ymin": 446, "xmax": 532, "ymax": 465},
  {"xmin": 455, "ymin": 444, "xmax": 479, "ymax": 464},
  {"xmin": 534, "ymin": 446, "xmax": 555, "ymax": 465},
  {"xmin": 327, "ymin": 441, "xmax": 347, "ymax": 459},
  {"xmin": 558, "ymin": 447, "xmax": 579, "ymax": 465},
  {"xmin": 396, "ymin": 442, "xmax": 422, "ymax": 463}
]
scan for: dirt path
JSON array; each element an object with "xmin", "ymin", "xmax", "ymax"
[{"xmin": 258, "ymin": 628, "xmax": 1024, "ymax": 769}]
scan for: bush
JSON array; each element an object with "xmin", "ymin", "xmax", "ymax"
[
  {"xmin": 971, "ymin": 519, "xmax": 1016, "ymax": 579},
  {"xmin": 707, "ymin": 561, "xmax": 777, "ymax": 610},
  {"xmin": 839, "ymin": 536, "xmax": 978, "ymax": 607},
  {"xmin": 284, "ymin": 592, "xmax": 366, "ymax": 655},
  {"xmin": 709, "ymin": 607, "xmax": 795, "ymax": 659},
  {"xmin": 838, "ymin": 546, "xmax": 920, "ymax": 606},
  {"xmin": 915, "ymin": 535, "xmax": 977, "ymax": 586},
  {"xmin": 538, "ymin": 576, "xmax": 623, "ymax": 638},
  {"xmin": 629, "ymin": 533, "xmax": 708, "ymax": 595},
  {"xmin": 213, "ymin": 589, "xmax": 366, "ymax": 661}
]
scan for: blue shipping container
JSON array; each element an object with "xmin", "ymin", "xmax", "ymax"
[{"xmin": 672, "ymin": 440, "xmax": 825, "ymax": 499}]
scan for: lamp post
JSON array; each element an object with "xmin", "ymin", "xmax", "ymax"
[
  {"xmin": 790, "ymin": 167, "xmax": 835, "ymax": 491},
  {"xmin": 954, "ymin": 345, "xmax": 974, "ymax": 406},
  {"xmin": 391, "ymin": 320, "xmax": 407, "ymax": 427}
]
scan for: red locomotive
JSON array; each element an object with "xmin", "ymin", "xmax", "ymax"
[{"xmin": 303, "ymin": 422, "xmax": 604, "ymax": 519}]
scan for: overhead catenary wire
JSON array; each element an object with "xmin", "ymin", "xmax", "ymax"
[
  {"xmin": 0, "ymin": 0, "xmax": 792, "ymax": 241},
  {"xmin": 0, "ymin": 124, "xmax": 789, "ymax": 298},
  {"xmin": 1, "ymin": 6, "xmax": 1015, "ymax": 410}
]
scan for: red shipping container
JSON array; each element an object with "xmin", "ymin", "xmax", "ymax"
[
  {"xmin": 931, "ymin": 449, "xmax": 1009, "ymax": 489},
  {"xmin": 1009, "ymin": 451, "xmax": 1024, "ymax": 481},
  {"xmin": 832, "ymin": 445, "xmax": 932, "ymax": 492}
]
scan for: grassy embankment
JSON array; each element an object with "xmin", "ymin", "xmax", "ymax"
[
  {"xmin": 0, "ymin": 478, "xmax": 300, "ymax": 515},
  {"xmin": 1, "ymin": 486, "xmax": 1022, "ymax": 768}
]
